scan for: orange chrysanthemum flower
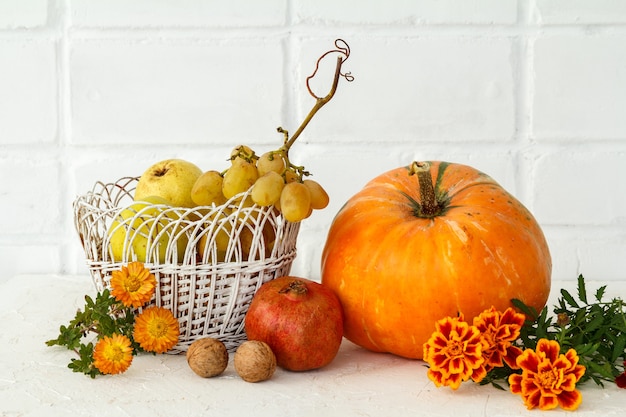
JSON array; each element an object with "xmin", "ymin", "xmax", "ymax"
[
  {"xmin": 93, "ymin": 334, "xmax": 134, "ymax": 375},
  {"xmin": 508, "ymin": 339, "xmax": 586, "ymax": 411},
  {"xmin": 473, "ymin": 306, "xmax": 525, "ymax": 372},
  {"xmin": 423, "ymin": 315, "xmax": 487, "ymax": 390},
  {"xmin": 133, "ymin": 306, "xmax": 179, "ymax": 353},
  {"xmin": 110, "ymin": 262, "xmax": 156, "ymax": 308}
]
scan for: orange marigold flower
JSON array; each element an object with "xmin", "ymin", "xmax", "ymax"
[
  {"xmin": 423, "ymin": 315, "xmax": 486, "ymax": 390},
  {"xmin": 110, "ymin": 262, "xmax": 156, "ymax": 308},
  {"xmin": 473, "ymin": 306, "xmax": 525, "ymax": 372},
  {"xmin": 93, "ymin": 334, "xmax": 134, "ymax": 375},
  {"xmin": 508, "ymin": 339, "xmax": 586, "ymax": 411},
  {"xmin": 133, "ymin": 306, "xmax": 179, "ymax": 353}
]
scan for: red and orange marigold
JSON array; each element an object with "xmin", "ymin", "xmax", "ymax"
[
  {"xmin": 473, "ymin": 306, "xmax": 525, "ymax": 372},
  {"xmin": 508, "ymin": 339, "xmax": 586, "ymax": 411},
  {"xmin": 423, "ymin": 315, "xmax": 486, "ymax": 390}
]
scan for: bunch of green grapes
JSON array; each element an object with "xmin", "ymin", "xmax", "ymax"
[{"xmin": 190, "ymin": 145, "xmax": 329, "ymax": 223}]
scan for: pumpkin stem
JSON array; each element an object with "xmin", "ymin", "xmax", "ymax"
[{"xmin": 408, "ymin": 161, "xmax": 442, "ymax": 217}]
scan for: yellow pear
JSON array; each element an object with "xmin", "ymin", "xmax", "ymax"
[
  {"xmin": 107, "ymin": 196, "xmax": 189, "ymax": 263},
  {"xmin": 196, "ymin": 206, "xmax": 277, "ymax": 263},
  {"xmin": 134, "ymin": 159, "xmax": 202, "ymax": 208},
  {"xmin": 239, "ymin": 221, "xmax": 276, "ymax": 261},
  {"xmin": 197, "ymin": 223, "xmax": 231, "ymax": 264},
  {"xmin": 196, "ymin": 209, "xmax": 234, "ymax": 264}
]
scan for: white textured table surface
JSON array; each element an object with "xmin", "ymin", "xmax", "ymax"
[{"xmin": 1, "ymin": 275, "xmax": 625, "ymax": 417}]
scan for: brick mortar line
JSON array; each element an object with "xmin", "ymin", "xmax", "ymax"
[
  {"xmin": 3, "ymin": 140, "xmax": 626, "ymax": 159},
  {"xmin": 4, "ymin": 23, "xmax": 626, "ymax": 41},
  {"xmin": 56, "ymin": 0, "xmax": 76, "ymax": 274},
  {"xmin": 512, "ymin": 0, "xmax": 534, "ymax": 208}
]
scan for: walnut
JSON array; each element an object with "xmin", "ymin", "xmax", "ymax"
[
  {"xmin": 186, "ymin": 338, "xmax": 228, "ymax": 378},
  {"xmin": 234, "ymin": 340, "xmax": 277, "ymax": 382}
]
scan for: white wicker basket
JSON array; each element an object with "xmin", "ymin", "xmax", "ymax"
[{"xmin": 73, "ymin": 176, "xmax": 300, "ymax": 353}]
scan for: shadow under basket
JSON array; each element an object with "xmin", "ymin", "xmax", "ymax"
[{"xmin": 73, "ymin": 176, "xmax": 300, "ymax": 353}]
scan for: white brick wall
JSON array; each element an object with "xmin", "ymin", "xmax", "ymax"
[{"xmin": 1, "ymin": 0, "xmax": 625, "ymax": 283}]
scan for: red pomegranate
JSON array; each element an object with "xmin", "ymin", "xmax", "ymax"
[{"xmin": 244, "ymin": 276, "xmax": 344, "ymax": 371}]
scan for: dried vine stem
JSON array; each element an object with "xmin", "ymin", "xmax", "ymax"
[{"xmin": 280, "ymin": 39, "xmax": 353, "ymax": 153}]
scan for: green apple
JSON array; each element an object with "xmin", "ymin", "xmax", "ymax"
[
  {"xmin": 107, "ymin": 196, "xmax": 189, "ymax": 263},
  {"xmin": 134, "ymin": 159, "xmax": 203, "ymax": 208}
]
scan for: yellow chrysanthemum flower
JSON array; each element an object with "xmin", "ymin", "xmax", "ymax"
[
  {"xmin": 110, "ymin": 262, "xmax": 156, "ymax": 308},
  {"xmin": 133, "ymin": 306, "xmax": 179, "ymax": 353},
  {"xmin": 93, "ymin": 334, "xmax": 134, "ymax": 375}
]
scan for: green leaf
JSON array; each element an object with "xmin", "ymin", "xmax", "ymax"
[
  {"xmin": 67, "ymin": 342, "xmax": 102, "ymax": 378},
  {"xmin": 610, "ymin": 327, "xmax": 626, "ymax": 363},
  {"xmin": 481, "ymin": 363, "xmax": 518, "ymax": 387},
  {"xmin": 584, "ymin": 311, "xmax": 605, "ymax": 333},
  {"xmin": 511, "ymin": 298, "xmax": 538, "ymax": 320},
  {"xmin": 85, "ymin": 294, "xmax": 95, "ymax": 308},
  {"xmin": 560, "ymin": 289, "xmax": 579, "ymax": 309},
  {"xmin": 512, "ymin": 274, "xmax": 626, "ymax": 388},
  {"xmin": 576, "ymin": 274, "xmax": 588, "ymax": 305},
  {"xmin": 583, "ymin": 359, "xmax": 614, "ymax": 380},
  {"xmin": 535, "ymin": 307, "xmax": 551, "ymax": 339},
  {"xmin": 489, "ymin": 381, "xmax": 507, "ymax": 391},
  {"xmin": 46, "ymin": 287, "xmax": 139, "ymax": 378},
  {"xmin": 575, "ymin": 343, "xmax": 599, "ymax": 356}
]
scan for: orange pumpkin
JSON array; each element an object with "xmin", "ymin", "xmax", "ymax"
[{"xmin": 321, "ymin": 161, "xmax": 551, "ymax": 359}]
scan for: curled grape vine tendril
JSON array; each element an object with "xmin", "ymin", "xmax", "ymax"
[{"xmin": 280, "ymin": 39, "xmax": 354, "ymax": 154}]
